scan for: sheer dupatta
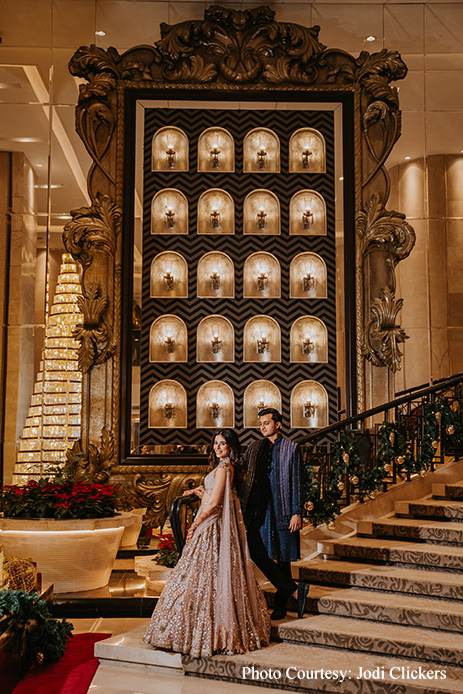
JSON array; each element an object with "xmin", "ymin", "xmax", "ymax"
[{"xmin": 214, "ymin": 465, "xmax": 270, "ymax": 653}]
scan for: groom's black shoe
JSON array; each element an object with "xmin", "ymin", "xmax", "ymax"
[
  {"xmin": 297, "ymin": 582, "xmax": 309, "ymax": 619},
  {"xmin": 270, "ymin": 591, "xmax": 287, "ymax": 620}
]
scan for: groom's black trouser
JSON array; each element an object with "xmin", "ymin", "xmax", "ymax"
[{"xmin": 246, "ymin": 524, "xmax": 298, "ymax": 600}]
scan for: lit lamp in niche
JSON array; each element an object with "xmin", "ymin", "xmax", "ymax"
[
  {"xmin": 210, "ymin": 144, "xmax": 221, "ymax": 169},
  {"xmin": 211, "ymin": 333, "xmax": 222, "ymax": 354},
  {"xmin": 257, "ymin": 399, "xmax": 265, "ymax": 414},
  {"xmin": 256, "ymin": 144, "xmax": 267, "ymax": 169},
  {"xmin": 304, "ymin": 401, "xmax": 316, "ymax": 418},
  {"xmin": 210, "ymin": 207, "xmax": 221, "ymax": 229},
  {"xmin": 257, "ymin": 272, "xmax": 268, "ymax": 292},
  {"xmin": 210, "ymin": 271, "xmax": 221, "ymax": 290},
  {"xmin": 164, "ymin": 334, "xmax": 175, "ymax": 354},
  {"xmin": 210, "ymin": 401, "xmax": 221, "ymax": 419},
  {"xmin": 163, "ymin": 269, "xmax": 174, "ymax": 291},
  {"xmin": 302, "ymin": 335, "xmax": 315, "ymax": 354},
  {"xmin": 256, "ymin": 207, "xmax": 267, "ymax": 229},
  {"xmin": 257, "ymin": 334, "xmax": 269, "ymax": 354},
  {"xmin": 301, "ymin": 148, "xmax": 312, "ymax": 169},
  {"xmin": 303, "ymin": 272, "xmax": 315, "ymax": 291},
  {"xmin": 164, "ymin": 401, "xmax": 176, "ymax": 420},
  {"xmin": 302, "ymin": 208, "xmax": 314, "ymax": 229},
  {"xmin": 165, "ymin": 206, "xmax": 175, "ymax": 229},
  {"xmin": 165, "ymin": 144, "xmax": 176, "ymax": 169}
]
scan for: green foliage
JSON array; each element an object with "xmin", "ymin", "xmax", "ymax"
[
  {"xmin": 0, "ymin": 589, "xmax": 73, "ymax": 666},
  {"xmin": 155, "ymin": 533, "xmax": 177, "ymax": 567}
]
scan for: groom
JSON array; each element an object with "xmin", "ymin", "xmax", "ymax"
[{"xmin": 242, "ymin": 408, "xmax": 309, "ymax": 620}]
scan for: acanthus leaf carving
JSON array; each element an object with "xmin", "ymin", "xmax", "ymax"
[
  {"xmin": 73, "ymin": 284, "xmax": 116, "ymax": 373},
  {"xmin": 357, "ymin": 193, "xmax": 416, "ymax": 265},
  {"xmin": 362, "ymin": 286, "xmax": 408, "ymax": 373},
  {"xmin": 65, "ymin": 427, "xmax": 115, "ymax": 483}
]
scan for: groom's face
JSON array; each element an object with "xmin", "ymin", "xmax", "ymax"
[{"xmin": 259, "ymin": 414, "xmax": 281, "ymax": 439}]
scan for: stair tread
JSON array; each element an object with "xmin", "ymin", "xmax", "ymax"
[
  {"xmin": 300, "ymin": 558, "xmax": 463, "ymax": 585},
  {"xmin": 183, "ymin": 642, "xmax": 463, "ymax": 693},
  {"xmin": 368, "ymin": 517, "xmax": 463, "ymax": 530},
  {"xmin": 280, "ymin": 613, "xmax": 463, "ymax": 647},
  {"xmin": 318, "ymin": 587, "xmax": 463, "ymax": 615},
  {"xmin": 323, "ymin": 536, "xmax": 463, "ymax": 556},
  {"xmin": 407, "ymin": 499, "xmax": 463, "ymax": 508}
]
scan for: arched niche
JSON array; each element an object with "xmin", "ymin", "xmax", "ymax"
[
  {"xmin": 197, "ymin": 315, "xmax": 234, "ymax": 362},
  {"xmin": 290, "ymin": 252, "xmax": 327, "ymax": 299},
  {"xmin": 244, "ymin": 128, "xmax": 280, "ymax": 173},
  {"xmin": 243, "ymin": 190, "xmax": 280, "ymax": 236},
  {"xmin": 291, "ymin": 381, "xmax": 328, "ymax": 429},
  {"xmin": 197, "ymin": 252, "xmax": 234, "ymax": 298},
  {"xmin": 289, "ymin": 190, "xmax": 326, "ymax": 236},
  {"xmin": 151, "ymin": 126, "xmax": 188, "ymax": 171},
  {"xmin": 196, "ymin": 381, "xmax": 235, "ymax": 429},
  {"xmin": 150, "ymin": 251, "xmax": 188, "ymax": 298},
  {"xmin": 151, "ymin": 189, "xmax": 188, "ymax": 235},
  {"xmin": 244, "ymin": 380, "xmax": 282, "ymax": 428},
  {"xmin": 290, "ymin": 316, "xmax": 328, "ymax": 363},
  {"xmin": 197, "ymin": 127, "xmax": 235, "ymax": 172},
  {"xmin": 148, "ymin": 380, "xmax": 187, "ymax": 428},
  {"xmin": 289, "ymin": 128, "xmax": 326, "ymax": 173},
  {"xmin": 197, "ymin": 189, "xmax": 234, "ymax": 235},
  {"xmin": 243, "ymin": 252, "xmax": 281, "ymax": 299},
  {"xmin": 149, "ymin": 315, "xmax": 188, "ymax": 363},
  {"xmin": 243, "ymin": 316, "xmax": 281, "ymax": 363}
]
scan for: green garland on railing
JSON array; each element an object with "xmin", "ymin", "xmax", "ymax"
[
  {"xmin": 0, "ymin": 589, "xmax": 73, "ymax": 666},
  {"xmin": 375, "ymin": 421, "xmax": 417, "ymax": 476},
  {"xmin": 421, "ymin": 397, "xmax": 463, "ymax": 470}
]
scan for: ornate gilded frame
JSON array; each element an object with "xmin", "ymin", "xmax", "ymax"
[{"xmin": 64, "ymin": 6, "xmax": 414, "ymax": 519}]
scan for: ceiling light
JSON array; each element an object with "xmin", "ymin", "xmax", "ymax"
[
  {"xmin": 0, "ymin": 137, "xmax": 45, "ymax": 143},
  {"xmin": 366, "ymin": 36, "xmax": 376, "ymax": 42},
  {"xmin": 55, "ymin": 215, "xmax": 72, "ymax": 220},
  {"xmin": 404, "ymin": 156, "xmax": 411, "ymax": 160},
  {"xmin": 95, "ymin": 30, "xmax": 106, "ymax": 36},
  {"xmin": 35, "ymin": 184, "xmax": 63, "ymax": 189},
  {"xmin": 36, "ymin": 163, "xmax": 43, "ymax": 167}
]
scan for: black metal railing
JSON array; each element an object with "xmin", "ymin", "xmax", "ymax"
[{"xmin": 169, "ymin": 494, "xmax": 200, "ymax": 558}]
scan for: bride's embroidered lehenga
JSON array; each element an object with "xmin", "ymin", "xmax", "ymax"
[{"xmin": 143, "ymin": 460, "xmax": 270, "ymax": 658}]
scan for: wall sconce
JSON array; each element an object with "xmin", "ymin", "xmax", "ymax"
[
  {"xmin": 164, "ymin": 335, "xmax": 175, "ymax": 353},
  {"xmin": 210, "ymin": 402, "xmax": 221, "ymax": 419},
  {"xmin": 210, "ymin": 208, "xmax": 221, "ymax": 228},
  {"xmin": 257, "ymin": 400, "xmax": 265, "ymax": 415},
  {"xmin": 256, "ymin": 208, "xmax": 267, "ymax": 229},
  {"xmin": 164, "ymin": 402, "xmax": 176, "ymax": 419},
  {"xmin": 257, "ymin": 334, "xmax": 269, "ymax": 353},
  {"xmin": 210, "ymin": 272, "xmax": 221, "ymax": 290},
  {"xmin": 303, "ymin": 273, "xmax": 315, "ymax": 291},
  {"xmin": 210, "ymin": 145, "xmax": 221, "ymax": 169},
  {"xmin": 166, "ymin": 145, "xmax": 176, "ymax": 169},
  {"xmin": 256, "ymin": 147, "xmax": 267, "ymax": 169},
  {"xmin": 257, "ymin": 273, "xmax": 268, "ymax": 292},
  {"xmin": 302, "ymin": 209, "xmax": 314, "ymax": 229},
  {"xmin": 301, "ymin": 148, "xmax": 312, "ymax": 169},
  {"xmin": 211, "ymin": 333, "xmax": 222, "ymax": 353},
  {"xmin": 304, "ymin": 401, "xmax": 316, "ymax": 418},
  {"xmin": 163, "ymin": 271, "xmax": 174, "ymax": 291},
  {"xmin": 165, "ymin": 206, "xmax": 175, "ymax": 228},
  {"xmin": 302, "ymin": 336, "xmax": 315, "ymax": 354}
]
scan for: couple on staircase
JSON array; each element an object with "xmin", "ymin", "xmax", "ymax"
[{"xmin": 143, "ymin": 408, "xmax": 309, "ymax": 658}]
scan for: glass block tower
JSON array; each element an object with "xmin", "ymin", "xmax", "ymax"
[{"xmin": 13, "ymin": 253, "xmax": 83, "ymax": 483}]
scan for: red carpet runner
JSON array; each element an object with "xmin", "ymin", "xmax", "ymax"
[{"xmin": 12, "ymin": 633, "xmax": 111, "ymax": 694}]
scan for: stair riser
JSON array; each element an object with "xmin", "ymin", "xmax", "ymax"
[
  {"xmin": 317, "ymin": 596, "xmax": 463, "ymax": 634},
  {"xmin": 297, "ymin": 568, "xmax": 463, "ymax": 600},
  {"xmin": 280, "ymin": 627, "xmax": 463, "ymax": 666},
  {"xmin": 401, "ymin": 505, "xmax": 463, "ymax": 521},
  {"xmin": 331, "ymin": 545, "xmax": 463, "ymax": 572},
  {"xmin": 361, "ymin": 523, "xmax": 463, "ymax": 544}
]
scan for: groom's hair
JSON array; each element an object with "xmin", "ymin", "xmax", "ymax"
[{"xmin": 257, "ymin": 407, "xmax": 282, "ymax": 424}]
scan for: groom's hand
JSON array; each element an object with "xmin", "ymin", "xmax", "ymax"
[{"xmin": 289, "ymin": 514, "xmax": 301, "ymax": 532}]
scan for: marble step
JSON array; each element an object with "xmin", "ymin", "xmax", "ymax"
[
  {"xmin": 278, "ymin": 614, "xmax": 463, "ymax": 665},
  {"xmin": 297, "ymin": 559, "xmax": 463, "ymax": 599},
  {"xmin": 433, "ymin": 481, "xmax": 463, "ymax": 501},
  {"xmin": 183, "ymin": 641, "xmax": 463, "ymax": 694},
  {"xmin": 357, "ymin": 517, "xmax": 463, "ymax": 544},
  {"xmin": 315, "ymin": 588, "xmax": 463, "ymax": 633},
  {"xmin": 395, "ymin": 498, "xmax": 463, "ymax": 521},
  {"xmin": 319, "ymin": 536, "xmax": 463, "ymax": 571}
]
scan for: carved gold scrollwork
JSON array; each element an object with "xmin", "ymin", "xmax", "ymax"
[
  {"xmin": 357, "ymin": 193, "xmax": 416, "ymax": 264},
  {"xmin": 362, "ymin": 287, "xmax": 408, "ymax": 373},
  {"xmin": 65, "ymin": 427, "xmax": 115, "ymax": 483},
  {"xmin": 63, "ymin": 193, "xmax": 121, "ymax": 272},
  {"xmin": 73, "ymin": 284, "xmax": 116, "ymax": 372},
  {"xmin": 116, "ymin": 471, "xmax": 206, "ymax": 528}
]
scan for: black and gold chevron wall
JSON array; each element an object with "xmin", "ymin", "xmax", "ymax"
[{"xmin": 140, "ymin": 107, "xmax": 337, "ymax": 447}]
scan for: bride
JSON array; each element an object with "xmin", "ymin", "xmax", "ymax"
[{"xmin": 143, "ymin": 429, "xmax": 270, "ymax": 658}]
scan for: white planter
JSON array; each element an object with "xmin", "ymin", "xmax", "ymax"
[
  {"xmin": 0, "ymin": 512, "xmax": 135, "ymax": 593},
  {"xmin": 120, "ymin": 508, "xmax": 147, "ymax": 548},
  {"xmin": 134, "ymin": 555, "xmax": 173, "ymax": 592}
]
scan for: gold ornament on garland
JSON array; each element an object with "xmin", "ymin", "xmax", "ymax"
[
  {"xmin": 431, "ymin": 440, "xmax": 439, "ymax": 449},
  {"xmin": 389, "ymin": 432, "xmax": 395, "ymax": 446},
  {"xmin": 337, "ymin": 481, "xmax": 345, "ymax": 491},
  {"xmin": 447, "ymin": 425, "xmax": 455, "ymax": 435},
  {"xmin": 384, "ymin": 462, "xmax": 392, "ymax": 472},
  {"xmin": 327, "ymin": 520, "xmax": 336, "ymax": 530},
  {"xmin": 396, "ymin": 455, "xmax": 405, "ymax": 465},
  {"xmin": 305, "ymin": 500, "xmax": 314, "ymax": 512},
  {"xmin": 342, "ymin": 452, "xmax": 349, "ymax": 464},
  {"xmin": 435, "ymin": 412, "xmax": 442, "ymax": 422},
  {"xmin": 350, "ymin": 475, "xmax": 359, "ymax": 486}
]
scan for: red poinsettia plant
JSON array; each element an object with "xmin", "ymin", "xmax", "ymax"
[
  {"xmin": 155, "ymin": 533, "xmax": 177, "ymax": 567},
  {"xmin": 0, "ymin": 478, "xmax": 119, "ymax": 519}
]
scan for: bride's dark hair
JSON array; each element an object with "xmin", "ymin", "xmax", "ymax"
[{"xmin": 208, "ymin": 429, "xmax": 244, "ymax": 494}]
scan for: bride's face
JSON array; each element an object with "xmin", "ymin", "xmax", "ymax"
[{"xmin": 214, "ymin": 434, "xmax": 230, "ymax": 459}]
